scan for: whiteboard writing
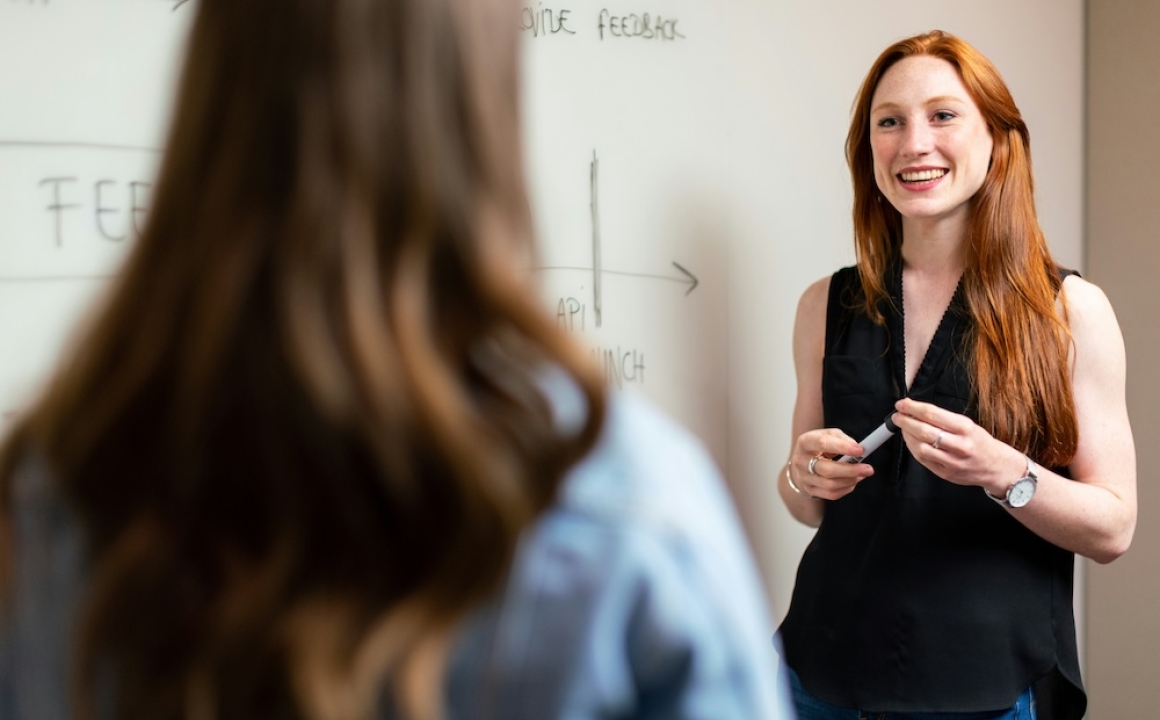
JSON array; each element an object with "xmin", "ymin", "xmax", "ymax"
[
  {"xmin": 6, "ymin": 0, "xmax": 189, "ymax": 10},
  {"xmin": 590, "ymin": 345, "xmax": 645, "ymax": 388},
  {"xmin": 521, "ymin": 4, "xmax": 576, "ymax": 37},
  {"xmin": 556, "ymin": 297, "xmax": 587, "ymax": 332},
  {"xmin": 537, "ymin": 144, "xmax": 706, "ymax": 398},
  {"xmin": 38, "ymin": 176, "xmax": 150, "ymax": 246},
  {"xmin": 538, "ymin": 150, "xmax": 699, "ymax": 328},
  {"xmin": 597, "ymin": 10, "xmax": 685, "ymax": 40},
  {"xmin": 0, "ymin": 143, "xmax": 157, "ymax": 281},
  {"xmin": 521, "ymin": 4, "xmax": 686, "ymax": 41}
]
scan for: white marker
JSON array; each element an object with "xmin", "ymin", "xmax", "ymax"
[{"xmin": 836, "ymin": 413, "xmax": 899, "ymax": 463}]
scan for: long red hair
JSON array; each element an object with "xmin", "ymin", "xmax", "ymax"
[{"xmin": 846, "ymin": 30, "xmax": 1077, "ymax": 466}]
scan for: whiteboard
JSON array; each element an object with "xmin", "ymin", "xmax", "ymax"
[
  {"xmin": 0, "ymin": 0, "xmax": 1084, "ymax": 617},
  {"xmin": 523, "ymin": 0, "xmax": 732, "ymax": 483},
  {"xmin": 0, "ymin": 0, "xmax": 189, "ymax": 425}
]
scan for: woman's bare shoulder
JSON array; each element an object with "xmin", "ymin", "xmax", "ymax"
[
  {"xmin": 796, "ymin": 274, "xmax": 833, "ymax": 325},
  {"xmin": 1061, "ymin": 274, "xmax": 1121, "ymax": 336}
]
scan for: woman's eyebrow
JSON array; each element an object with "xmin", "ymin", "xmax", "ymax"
[{"xmin": 871, "ymin": 95, "xmax": 969, "ymax": 114}]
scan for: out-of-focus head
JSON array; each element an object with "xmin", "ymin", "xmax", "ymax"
[
  {"xmin": 135, "ymin": 0, "xmax": 540, "ymax": 423},
  {"xmin": 3, "ymin": 2, "xmax": 608, "ymax": 719},
  {"xmin": 174, "ymin": 0, "xmax": 529, "ymax": 233},
  {"xmin": 846, "ymin": 30, "xmax": 1032, "ymax": 254},
  {"xmin": 155, "ymin": 0, "xmax": 532, "ymax": 323}
]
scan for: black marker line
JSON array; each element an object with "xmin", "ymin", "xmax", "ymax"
[
  {"xmin": 0, "ymin": 140, "xmax": 160, "ymax": 154},
  {"xmin": 671, "ymin": 261, "xmax": 699, "ymax": 296},
  {"xmin": 0, "ymin": 274, "xmax": 113, "ymax": 284},
  {"xmin": 590, "ymin": 150, "xmax": 602, "ymax": 328},
  {"xmin": 534, "ymin": 264, "xmax": 698, "ymax": 289}
]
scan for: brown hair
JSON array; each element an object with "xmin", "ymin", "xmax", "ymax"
[
  {"xmin": 845, "ymin": 29, "xmax": 1077, "ymax": 466},
  {"xmin": 0, "ymin": 0, "xmax": 605, "ymax": 718}
]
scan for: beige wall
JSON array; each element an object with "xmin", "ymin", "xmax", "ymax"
[{"xmin": 1086, "ymin": 0, "xmax": 1160, "ymax": 716}]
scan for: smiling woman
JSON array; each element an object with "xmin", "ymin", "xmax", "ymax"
[
  {"xmin": 777, "ymin": 29, "xmax": 1136, "ymax": 720},
  {"xmin": 868, "ymin": 55, "xmax": 994, "ymax": 231}
]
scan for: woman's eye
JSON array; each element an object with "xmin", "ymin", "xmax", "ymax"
[
  {"xmin": 933, "ymin": 111, "xmax": 956, "ymax": 122},
  {"xmin": 876, "ymin": 117, "xmax": 899, "ymax": 128}
]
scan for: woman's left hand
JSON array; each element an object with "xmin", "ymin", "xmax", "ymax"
[
  {"xmin": 892, "ymin": 278, "xmax": 1136, "ymax": 564},
  {"xmin": 892, "ymin": 397, "xmax": 1026, "ymax": 493}
]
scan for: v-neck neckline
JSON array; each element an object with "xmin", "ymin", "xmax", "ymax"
[{"xmin": 887, "ymin": 260, "xmax": 965, "ymax": 398}]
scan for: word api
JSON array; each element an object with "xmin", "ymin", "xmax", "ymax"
[{"xmin": 556, "ymin": 297, "xmax": 587, "ymax": 332}]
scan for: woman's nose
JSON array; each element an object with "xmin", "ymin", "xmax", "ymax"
[{"xmin": 900, "ymin": 121, "xmax": 934, "ymax": 156}]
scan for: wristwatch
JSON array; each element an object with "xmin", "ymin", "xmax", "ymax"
[{"xmin": 985, "ymin": 455, "xmax": 1038, "ymax": 508}]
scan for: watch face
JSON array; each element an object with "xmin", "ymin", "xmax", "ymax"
[{"xmin": 1008, "ymin": 477, "xmax": 1036, "ymax": 508}]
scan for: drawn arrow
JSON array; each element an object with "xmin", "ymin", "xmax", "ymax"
[
  {"xmin": 671, "ymin": 261, "xmax": 698, "ymax": 296},
  {"xmin": 533, "ymin": 263, "xmax": 700, "ymax": 295}
]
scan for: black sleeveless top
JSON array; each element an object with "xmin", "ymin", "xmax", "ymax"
[{"xmin": 779, "ymin": 264, "xmax": 1085, "ymax": 719}]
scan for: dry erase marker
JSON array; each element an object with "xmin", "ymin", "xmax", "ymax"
[{"xmin": 836, "ymin": 413, "xmax": 899, "ymax": 464}]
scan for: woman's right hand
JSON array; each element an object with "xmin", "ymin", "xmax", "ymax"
[
  {"xmin": 781, "ymin": 276, "xmax": 871, "ymax": 527},
  {"xmin": 786, "ymin": 428, "xmax": 874, "ymax": 502}
]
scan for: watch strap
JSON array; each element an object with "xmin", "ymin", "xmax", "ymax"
[{"xmin": 984, "ymin": 455, "xmax": 1037, "ymax": 507}]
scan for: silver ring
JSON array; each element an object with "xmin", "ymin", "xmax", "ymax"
[
  {"xmin": 932, "ymin": 430, "xmax": 944, "ymax": 450},
  {"xmin": 808, "ymin": 455, "xmax": 821, "ymax": 475}
]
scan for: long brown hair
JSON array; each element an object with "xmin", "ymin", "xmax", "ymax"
[
  {"xmin": 845, "ymin": 30, "xmax": 1077, "ymax": 466},
  {"xmin": 0, "ymin": 0, "xmax": 605, "ymax": 718}
]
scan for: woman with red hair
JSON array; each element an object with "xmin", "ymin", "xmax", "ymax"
[{"xmin": 778, "ymin": 30, "xmax": 1135, "ymax": 720}]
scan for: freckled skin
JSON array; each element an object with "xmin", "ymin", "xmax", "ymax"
[{"xmin": 869, "ymin": 56, "xmax": 994, "ymax": 229}]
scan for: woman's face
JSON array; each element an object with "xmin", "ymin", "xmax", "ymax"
[{"xmin": 869, "ymin": 55, "xmax": 994, "ymax": 230}]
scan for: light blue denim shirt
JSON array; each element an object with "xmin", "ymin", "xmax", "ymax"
[{"xmin": 0, "ymin": 384, "xmax": 794, "ymax": 719}]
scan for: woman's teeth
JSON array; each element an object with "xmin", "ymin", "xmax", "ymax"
[{"xmin": 900, "ymin": 169, "xmax": 947, "ymax": 183}]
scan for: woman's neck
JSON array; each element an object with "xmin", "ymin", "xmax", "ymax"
[{"xmin": 900, "ymin": 213, "xmax": 967, "ymax": 277}]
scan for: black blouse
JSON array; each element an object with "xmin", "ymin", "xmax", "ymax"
[{"xmin": 779, "ymin": 264, "xmax": 1084, "ymax": 719}]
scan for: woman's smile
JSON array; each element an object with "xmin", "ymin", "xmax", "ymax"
[{"xmin": 898, "ymin": 166, "xmax": 949, "ymax": 188}]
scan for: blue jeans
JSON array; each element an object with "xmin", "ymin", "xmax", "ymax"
[{"xmin": 789, "ymin": 668, "xmax": 1036, "ymax": 720}]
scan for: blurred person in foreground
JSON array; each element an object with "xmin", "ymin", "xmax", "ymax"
[
  {"xmin": 777, "ymin": 30, "xmax": 1135, "ymax": 720},
  {"xmin": 0, "ymin": 1, "xmax": 792, "ymax": 718}
]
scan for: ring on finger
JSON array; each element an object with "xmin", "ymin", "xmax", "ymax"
[
  {"xmin": 932, "ymin": 430, "xmax": 944, "ymax": 450},
  {"xmin": 808, "ymin": 455, "xmax": 822, "ymax": 475}
]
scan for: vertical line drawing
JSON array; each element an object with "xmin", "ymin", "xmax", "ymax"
[{"xmin": 590, "ymin": 149, "xmax": 602, "ymax": 328}]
